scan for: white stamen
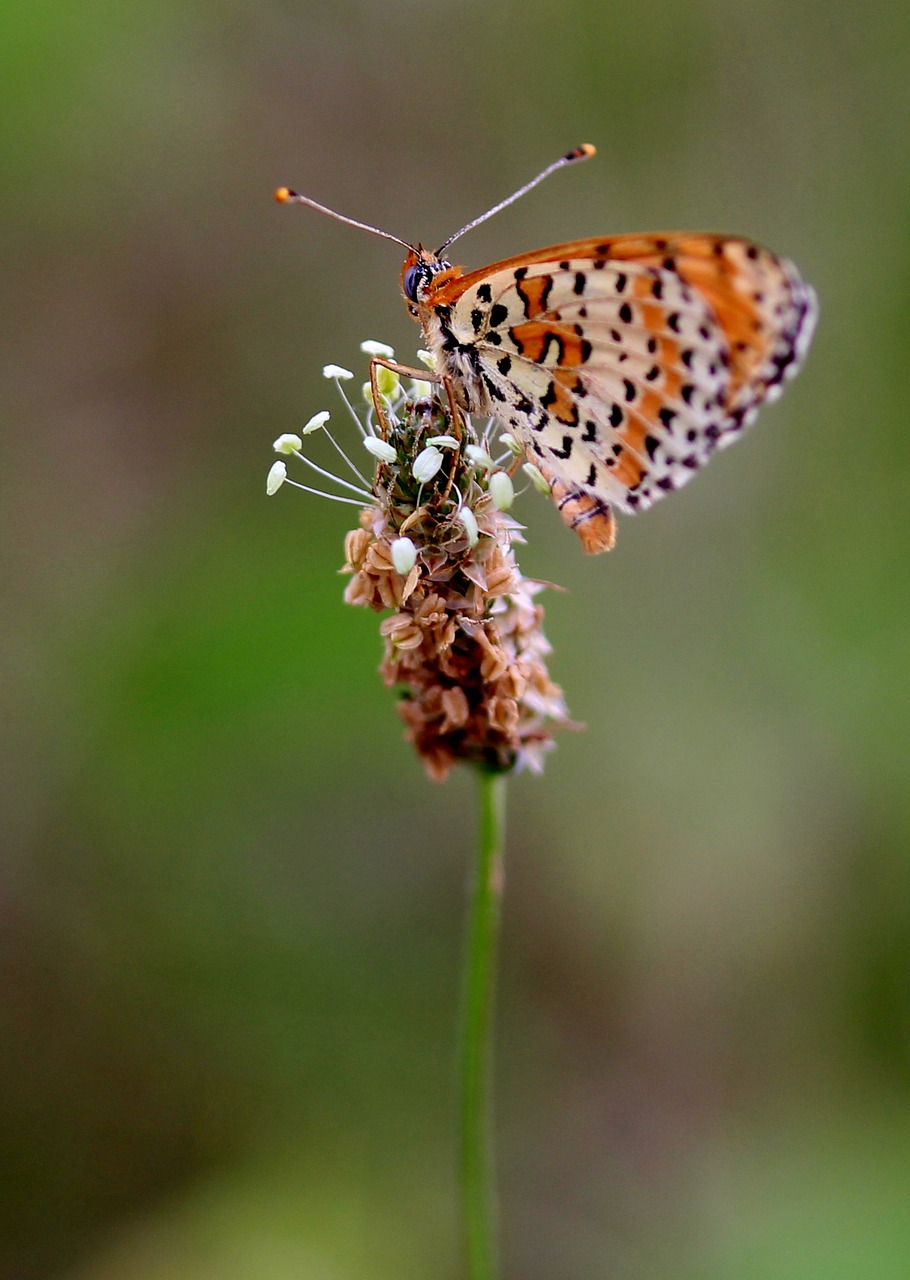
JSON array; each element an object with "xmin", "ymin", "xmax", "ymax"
[
  {"xmin": 465, "ymin": 444, "xmax": 494, "ymax": 470},
  {"xmin": 334, "ymin": 379, "xmax": 369, "ymax": 437},
  {"xmin": 322, "ymin": 425, "xmax": 372, "ymax": 487},
  {"xmin": 273, "ymin": 433, "xmax": 302, "ymax": 454},
  {"xmin": 323, "ymin": 363, "xmax": 354, "ymax": 380},
  {"xmin": 498, "ymin": 433, "xmax": 522, "ymax": 454},
  {"xmin": 409, "ymin": 379, "xmax": 433, "ymax": 398},
  {"xmin": 391, "ymin": 536, "xmax": 418, "ymax": 574},
  {"xmin": 364, "ymin": 437, "xmax": 397, "ymax": 463},
  {"xmin": 522, "ymin": 462, "xmax": 551, "ymax": 495},
  {"xmin": 303, "ymin": 411, "xmax": 331, "ymax": 434},
  {"xmin": 413, "ymin": 445, "xmax": 443, "ymax": 483},
  {"xmin": 489, "ymin": 470, "xmax": 514, "ymax": 511},
  {"xmin": 296, "ymin": 449, "xmax": 372, "ymax": 497},
  {"xmin": 360, "ymin": 340, "xmax": 395, "ymax": 359},
  {"xmin": 283, "ymin": 478, "xmax": 369, "ymax": 505},
  {"xmin": 459, "ymin": 506, "xmax": 479, "ymax": 547},
  {"xmin": 417, "ymin": 349, "xmax": 437, "ymax": 370},
  {"xmin": 426, "ymin": 434, "xmax": 459, "ymax": 448},
  {"xmin": 374, "ymin": 364, "xmax": 400, "ymax": 399},
  {"xmin": 266, "ymin": 461, "xmax": 287, "ymax": 495}
]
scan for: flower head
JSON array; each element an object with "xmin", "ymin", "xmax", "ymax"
[{"xmin": 268, "ymin": 346, "xmax": 573, "ymax": 780}]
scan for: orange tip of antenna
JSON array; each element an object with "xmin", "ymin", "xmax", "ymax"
[
  {"xmin": 573, "ymin": 144, "xmax": 596, "ymax": 159},
  {"xmin": 274, "ymin": 186, "xmax": 293, "ymax": 203}
]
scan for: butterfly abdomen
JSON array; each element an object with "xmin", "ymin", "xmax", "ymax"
[{"xmin": 547, "ymin": 474, "xmax": 617, "ymax": 554}]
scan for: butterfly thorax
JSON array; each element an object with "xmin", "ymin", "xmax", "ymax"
[{"xmin": 400, "ymin": 248, "xmax": 492, "ymax": 413}]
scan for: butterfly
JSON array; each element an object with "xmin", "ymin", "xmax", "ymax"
[{"xmin": 276, "ymin": 145, "xmax": 817, "ymax": 553}]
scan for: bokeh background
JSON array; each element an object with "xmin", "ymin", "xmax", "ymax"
[{"xmin": 3, "ymin": 1, "xmax": 909, "ymax": 1276}]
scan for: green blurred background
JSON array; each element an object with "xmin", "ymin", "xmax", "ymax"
[{"xmin": 3, "ymin": 1, "xmax": 909, "ymax": 1276}]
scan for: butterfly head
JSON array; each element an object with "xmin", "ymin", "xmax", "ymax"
[
  {"xmin": 400, "ymin": 247, "xmax": 456, "ymax": 316},
  {"xmin": 277, "ymin": 146, "xmax": 597, "ymax": 320}
]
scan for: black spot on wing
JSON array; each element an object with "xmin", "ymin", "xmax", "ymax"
[{"xmin": 482, "ymin": 373, "xmax": 507, "ymax": 402}]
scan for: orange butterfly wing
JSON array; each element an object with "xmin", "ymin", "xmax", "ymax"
[{"xmin": 415, "ymin": 233, "xmax": 816, "ymax": 550}]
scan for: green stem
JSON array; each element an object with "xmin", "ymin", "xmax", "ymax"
[{"xmin": 460, "ymin": 767, "xmax": 507, "ymax": 1280}]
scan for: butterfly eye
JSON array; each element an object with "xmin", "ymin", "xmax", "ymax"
[{"xmin": 403, "ymin": 264, "xmax": 427, "ymax": 302}]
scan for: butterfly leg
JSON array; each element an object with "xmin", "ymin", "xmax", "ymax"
[
  {"xmin": 369, "ymin": 357, "xmax": 441, "ymax": 440},
  {"xmin": 532, "ymin": 457, "xmax": 617, "ymax": 554},
  {"xmin": 438, "ymin": 375, "xmax": 466, "ymax": 504},
  {"xmin": 369, "ymin": 358, "xmax": 465, "ymax": 505}
]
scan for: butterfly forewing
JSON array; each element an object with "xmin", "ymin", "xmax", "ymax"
[{"xmin": 420, "ymin": 233, "xmax": 816, "ymax": 535}]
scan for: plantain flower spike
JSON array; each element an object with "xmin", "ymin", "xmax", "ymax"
[{"xmin": 269, "ymin": 347, "xmax": 573, "ymax": 781}]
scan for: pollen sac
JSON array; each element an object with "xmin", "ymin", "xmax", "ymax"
[
  {"xmin": 459, "ymin": 506, "xmax": 480, "ymax": 547},
  {"xmin": 412, "ymin": 445, "xmax": 444, "ymax": 484},
  {"xmin": 374, "ymin": 364, "xmax": 400, "ymax": 399},
  {"xmin": 489, "ymin": 470, "xmax": 515, "ymax": 510},
  {"xmin": 364, "ymin": 436, "xmax": 397, "ymax": 463},
  {"xmin": 391, "ymin": 536, "xmax": 418, "ymax": 574},
  {"xmin": 266, "ymin": 461, "xmax": 287, "ymax": 494},
  {"xmin": 302, "ymin": 411, "xmax": 330, "ymax": 435},
  {"xmin": 360, "ymin": 340, "xmax": 395, "ymax": 359}
]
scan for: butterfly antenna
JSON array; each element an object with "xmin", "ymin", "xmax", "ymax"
[
  {"xmin": 274, "ymin": 187, "xmax": 414, "ymax": 251},
  {"xmin": 435, "ymin": 144, "xmax": 596, "ymax": 256}
]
